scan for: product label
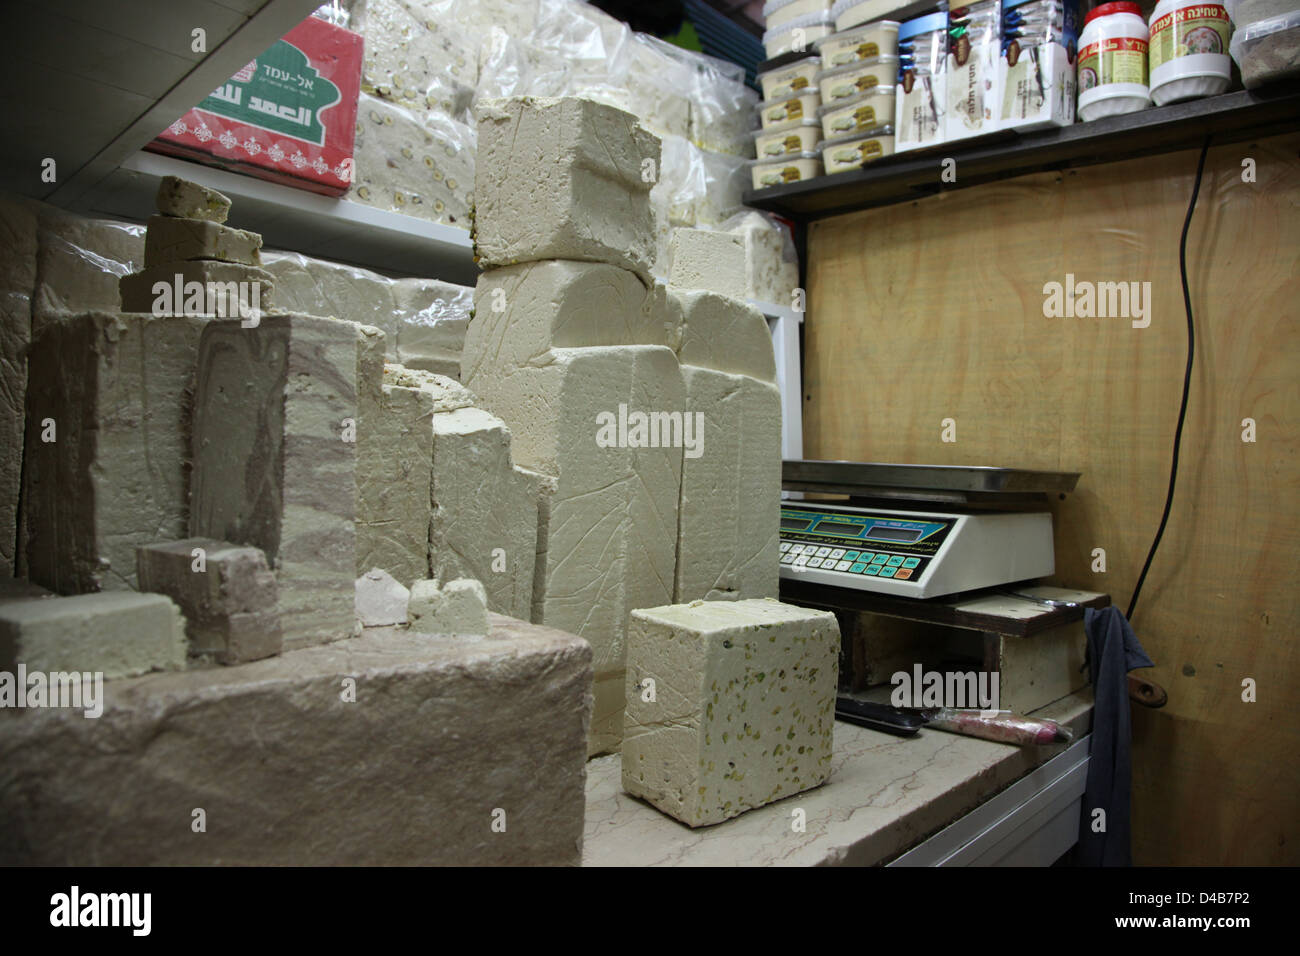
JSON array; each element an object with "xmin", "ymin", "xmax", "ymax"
[
  {"xmin": 828, "ymin": 103, "xmax": 879, "ymax": 133},
  {"xmin": 766, "ymin": 99, "xmax": 804, "ymax": 123},
  {"xmin": 1079, "ymin": 37, "xmax": 1149, "ymax": 89},
  {"xmin": 830, "ymin": 41, "xmax": 881, "ymax": 66},
  {"xmin": 827, "ymin": 137, "xmax": 886, "ymax": 170},
  {"xmin": 771, "ymin": 75, "xmax": 811, "ymax": 98},
  {"xmin": 758, "ymin": 164, "xmax": 804, "ymax": 186},
  {"xmin": 1149, "ymin": 5, "xmax": 1230, "ymax": 70}
]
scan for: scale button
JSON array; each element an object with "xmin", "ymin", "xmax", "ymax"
[
  {"xmin": 870, "ymin": 554, "xmax": 887, "ymax": 564},
  {"xmin": 886, "ymin": 555, "xmax": 905, "ymax": 567},
  {"xmin": 830, "ymin": 549, "xmax": 845, "ymax": 559},
  {"xmin": 835, "ymin": 560, "xmax": 852, "ymax": 571},
  {"xmin": 815, "ymin": 547, "xmax": 832, "ymax": 558},
  {"xmin": 843, "ymin": 551, "xmax": 860, "ymax": 561},
  {"xmin": 863, "ymin": 565, "xmax": 880, "ymax": 575},
  {"xmin": 806, "ymin": 557, "xmax": 823, "ymax": 568},
  {"xmin": 788, "ymin": 544, "xmax": 804, "ymax": 554},
  {"xmin": 902, "ymin": 557, "xmax": 920, "ymax": 568},
  {"xmin": 877, "ymin": 567, "xmax": 896, "ymax": 578},
  {"xmin": 780, "ymin": 553, "xmax": 796, "ymax": 564},
  {"xmin": 850, "ymin": 563, "xmax": 867, "ymax": 573},
  {"xmin": 793, "ymin": 555, "xmax": 808, "ymax": 566},
  {"xmin": 779, "ymin": 542, "xmax": 790, "ymax": 553},
  {"xmin": 894, "ymin": 569, "xmax": 913, "ymax": 580}
]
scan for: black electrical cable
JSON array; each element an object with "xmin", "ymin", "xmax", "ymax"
[{"xmin": 1126, "ymin": 135, "xmax": 1212, "ymax": 623}]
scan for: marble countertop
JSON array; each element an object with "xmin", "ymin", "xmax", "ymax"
[{"xmin": 582, "ymin": 691, "xmax": 1094, "ymax": 866}]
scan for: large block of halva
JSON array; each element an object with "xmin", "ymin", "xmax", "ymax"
[
  {"xmin": 668, "ymin": 227, "xmax": 747, "ymax": 300},
  {"xmin": 674, "ymin": 289, "xmax": 776, "ymax": 382},
  {"xmin": 622, "ymin": 598, "xmax": 840, "ymax": 827},
  {"xmin": 189, "ymin": 314, "xmax": 384, "ymax": 649},
  {"xmin": 675, "ymin": 367, "xmax": 782, "ymax": 603},
  {"xmin": 430, "ymin": 406, "xmax": 539, "ymax": 621},
  {"xmin": 472, "ymin": 97, "xmax": 661, "ymax": 280},
  {"xmin": 23, "ymin": 311, "xmax": 207, "ymax": 593}
]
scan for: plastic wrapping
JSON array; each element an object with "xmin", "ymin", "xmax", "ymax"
[
  {"xmin": 351, "ymin": 93, "xmax": 475, "ymax": 228},
  {"xmin": 349, "ymin": 0, "xmax": 481, "ymax": 121},
  {"xmin": 718, "ymin": 210, "xmax": 800, "ymax": 304},
  {"xmin": 262, "ymin": 249, "xmax": 473, "ymax": 377},
  {"xmin": 1230, "ymin": 8, "xmax": 1300, "ymax": 88},
  {"xmin": 924, "ymin": 709, "xmax": 1072, "ymax": 745},
  {"xmin": 32, "ymin": 209, "xmax": 144, "ymax": 317}
]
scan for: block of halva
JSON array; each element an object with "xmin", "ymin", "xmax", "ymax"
[
  {"xmin": 668, "ymin": 227, "xmax": 747, "ymax": 301},
  {"xmin": 622, "ymin": 598, "xmax": 840, "ymax": 827},
  {"xmin": 155, "ymin": 175, "xmax": 231, "ymax": 222},
  {"xmin": 23, "ymin": 311, "xmax": 207, "ymax": 593},
  {"xmin": 472, "ymin": 97, "xmax": 661, "ymax": 280},
  {"xmin": 118, "ymin": 260, "xmax": 274, "ymax": 316},
  {"xmin": 0, "ymin": 196, "xmax": 38, "ymax": 578},
  {"xmin": 0, "ymin": 591, "xmax": 187, "ymax": 679},
  {"xmin": 143, "ymin": 215, "xmax": 262, "ymax": 268},
  {"xmin": 675, "ymin": 367, "xmax": 782, "ymax": 603},
  {"xmin": 33, "ymin": 209, "xmax": 143, "ymax": 317},
  {"xmin": 674, "ymin": 289, "xmax": 776, "ymax": 382},
  {"xmin": 723, "ymin": 211, "xmax": 800, "ymax": 305},
  {"xmin": 407, "ymin": 577, "xmax": 489, "ymax": 636},
  {"xmin": 189, "ymin": 314, "xmax": 384, "ymax": 650}
]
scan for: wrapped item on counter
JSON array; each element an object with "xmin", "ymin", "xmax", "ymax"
[
  {"xmin": 895, "ymin": 11, "xmax": 949, "ymax": 152},
  {"xmin": 262, "ymin": 249, "xmax": 473, "ymax": 377},
  {"xmin": 33, "ymin": 208, "xmax": 145, "ymax": 317},
  {"xmin": 349, "ymin": 0, "xmax": 480, "ymax": 122},
  {"xmin": 350, "ymin": 93, "xmax": 475, "ymax": 229},
  {"xmin": 719, "ymin": 210, "xmax": 801, "ymax": 306},
  {"xmin": 999, "ymin": 0, "xmax": 1080, "ymax": 130},
  {"xmin": 946, "ymin": 0, "xmax": 1002, "ymax": 141},
  {"xmin": 652, "ymin": 135, "xmax": 749, "ymax": 230}
]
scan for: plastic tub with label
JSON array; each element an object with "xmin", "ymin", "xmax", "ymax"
[
  {"xmin": 750, "ymin": 151, "xmax": 824, "ymax": 189},
  {"xmin": 821, "ymin": 127, "xmax": 896, "ymax": 172},
  {"xmin": 1148, "ymin": 0, "xmax": 1233, "ymax": 104},
  {"xmin": 817, "ymin": 57, "xmax": 901, "ymax": 103},
  {"xmin": 764, "ymin": 12, "xmax": 836, "ymax": 58},
  {"xmin": 815, "ymin": 20, "xmax": 902, "ymax": 65},
  {"xmin": 756, "ymin": 56, "xmax": 823, "ymax": 100},
  {"xmin": 832, "ymin": 0, "xmax": 893, "ymax": 31},
  {"xmin": 760, "ymin": 90, "xmax": 823, "ymax": 128},
  {"xmin": 1078, "ymin": 1, "xmax": 1152, "ymax": 121},
  {"xmin": 753, "ymin": 119, "xmax": 824, "ymax": 158},
  {"xmin": 1229, "ymin": 7, "xmax": 1300, "ymax": 87},
  {"xmin": 764, "ymin": 0, "xmax": 834, "ymax": 31},
  {"xmin": 818, "ymin": 86, "xmax": 897, "ymax": 138}
]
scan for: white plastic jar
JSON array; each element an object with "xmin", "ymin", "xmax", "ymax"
[
  {"xmin": 1078, "ymin": 2, "xmax": 1152, "ymax": 122},
  {"xmin": 1149, "ymin": 0, "xmax": 1233, "ymax": 104}
]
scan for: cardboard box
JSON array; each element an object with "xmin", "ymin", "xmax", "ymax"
[
  {"xmin": 149, "ymin": 15, "xmax": 362, "ymax": 196},
  {"xmin": 998, "ymin": 0, "xmax": 1080, "ymax": 131}
]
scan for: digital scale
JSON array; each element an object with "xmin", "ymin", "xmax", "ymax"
[{"xmin": 779, "ymin": 461, "xmax": 1080, "ymax": 599}]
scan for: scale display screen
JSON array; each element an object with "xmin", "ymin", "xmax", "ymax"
[
  {"xmin": 864, "ymin": 524, "xmax": 923, "ymax": 542},
  {"xmin": 780, "ymin": 517, "xmax": 812, "ymax": 531},
  {"xmin": 814, "ymin": 521, "xmax": 865, "ymax": 537}
]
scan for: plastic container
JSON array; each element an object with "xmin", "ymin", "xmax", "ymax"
[
  {"xmin": 817, "ymin": 57, "xmax": 901, "ymax": 102},
  {"xmin": 815, "ymin": 20, "xmax": 902, "ymax": 65},
  {"xmin": 1078, "ymin": 2, "xmax": 1152, "ymax": 121},
  {"xmin": 1230, "ymin": 7, "xmax": 1300, "ymax": 87},
  {"xmin": 764, "ymin": 13, "xmax": 836, "ymax": 57},
  {"xmin": 765, "ymin": 0, "xmax": 834, "ymax": 31},
  {"xmin": 818, "ymin": 86, "xmax": 897, "ymax": 137},
  {"xmin": 759, "ymin": 90, "xmax": 823, "ymax": 127},
  {"xmin": 832, "ymin": 0, "xmax": 891, "ymax": 31},
  {"xmin": 753, "ymin": 119, "xmax": 824, "ymax": 158},
  {"xmin": 750, "ymin": 151, "xmax": 824, "ymax": 188},
  {"xmin": 821, "ymin": 127, "xmax": 896, "ymax": 172},
  {"xmin": 756, "ymin": 56, "xmax": 823, "ymax": 100},
  {"xmin": 1148, "ymin": 0, "xmax": 1233, "ymax": 104}
]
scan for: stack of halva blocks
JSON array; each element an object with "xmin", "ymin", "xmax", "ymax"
[{"xmin": 1, "ymin": 177, "xmax": 593, "ymax": 865}]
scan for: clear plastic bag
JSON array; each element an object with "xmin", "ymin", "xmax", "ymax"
[
  {"xmin": 718, "ymin": 210, "xmax": 800, "ymax": 304},
  {"xmin": 33, "ymin": 208, "xmax": 145, "ymax": 317}
]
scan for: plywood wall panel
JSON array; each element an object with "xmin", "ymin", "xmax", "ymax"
[{"xmin": 804, "ymin": 132, "xmax": 1300, "ymax": 865}]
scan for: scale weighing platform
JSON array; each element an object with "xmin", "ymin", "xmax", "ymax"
[{"xmin": 779, "ymin": 461, "xmax": 1080, "ymax": 599}]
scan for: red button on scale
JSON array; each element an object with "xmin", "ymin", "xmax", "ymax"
[{"xmin": 894, "ymin": 569, "xmax": 912, "ymax": 580}]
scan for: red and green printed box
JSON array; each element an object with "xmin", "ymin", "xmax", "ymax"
[{"xmin": 149, "ymin": 15, "xmax": 362, "ymax": 196}]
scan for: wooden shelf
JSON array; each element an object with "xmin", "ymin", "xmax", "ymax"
[
  {"xmin": 743, "ymin": 85, "xmax": 1300, "ymax": 221},
  {"xmin": 72, "ymin": 151, "xmax": 480, "ymax": 284}
]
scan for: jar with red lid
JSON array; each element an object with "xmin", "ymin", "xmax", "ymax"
[{"xmin": 1078, "ymin": 1, "xmax": 1152, "ymax": 121}]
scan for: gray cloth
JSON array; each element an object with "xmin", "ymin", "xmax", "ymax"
[{"xmin": 1078, "ymin": 606, "xmax": 1154, "ymax": 866}]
